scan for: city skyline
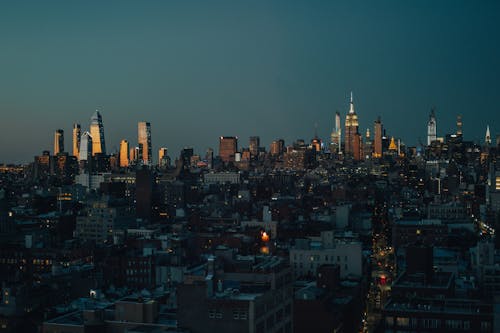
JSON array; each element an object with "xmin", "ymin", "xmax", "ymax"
[{"xmin": 1, "ymin": 0, "xmax": 500, "ymax": 163}]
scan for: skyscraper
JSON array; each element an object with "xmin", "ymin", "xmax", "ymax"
[
  {"xmin": 219, "ymin": 136, "xmax": 238, "ymax": 163},
  {"xmin": 119, "ymin": 140, "xmax": 129, "ymax": 168},
  {"xmin": 73, "ymin": 123, "xmax": 81, "ymax": 159},
  {"xmin": 344, "ymin": 92, "xmax": 362, "ymax": 160},
  {"xmin": 249, "ymin": 136, "xmax": 260, "ymax": 158},
  {"xmin": 486, "ymin": 125, "xmax": 491, "ymax": 145},
  {"xmin": 373, "ymin": 117, "xmax": 383, "ymax": 158},
  {"xmin": 158, "ymin": 147, "xmax": 169, "ymax": 168},
  {"xmin": 138, "ymin": 122, "xmax": 152, "ymax": 165},
  {"xmin": 54, "ymin": 129, "xmax": 64, "ymax": 155},
  {"xmin": 90, "ymin": 111, "xmax": 106, "ymax": 156},
  {"xmin": 427, "ymin": 109, "xmax": 437, "ymax": 145},
  {"xmin": 79, "ymin": 131, "xmax": 92, "ymax": 161},
  {"xmin": 456, "ymin": 115, "xmax": 463, "ymax": 137},
  {"xmin": 330, "ymin": 111, "xmax": 342, "ymax": 154}
]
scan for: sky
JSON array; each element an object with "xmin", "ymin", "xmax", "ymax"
[{"xmin": 1, "ymin": 0, "xmax": 499, "ymax": 163}]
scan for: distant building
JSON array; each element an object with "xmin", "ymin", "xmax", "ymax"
[
  {"xmin": 427, "ymin": 109, "xmax": 437, "ymax": 145},
  {"xmin": 138, "ymin": 121, "xmax": 152, "ymax": 165},
  {"xmin": 249, "ymin": 136, "xmax": 259, "ymax": 158},
  {"xmin": 219, "ymin": 136, "xmax": 238, "ymax": 163},
  {"xmin": 90, "ymin": 110, "xmax": 106, "ymax": 155},
  {"xmin": 54, "ymin": 129, "xmax": 64, "ymax": 155},
  {"xmin": 344, "ymin": 92, "xmax": 362, "ymax": 160},
  {"xmin": 119, "ymin": 139, "xmax": 129, "ymax": 168},
  {"xmin": 373, "ymin": 117, "xmax": 383, "ymax": 158},
  {"xmin": 72, "ymin": 123, "xmax": 81, "ymax": 159}
]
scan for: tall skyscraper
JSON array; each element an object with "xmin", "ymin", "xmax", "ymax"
[
  {"xmin": 456, "ymin": 115, "xmax": 463, "ymax": 136},
  {"xmin": 427, "ymin": 109, "xmax": 437, "ymax": 145},
  {"xmin": 486, "ymin": 125, "xmax": 491, "ymax": 145},
  {"xmin": 344, "ymin": 92, "xmax": 362, "ymax": 160},
  {"xmin": 73, "ymin": 123, "xmax": 81, "ymax": 159},
  {"xmin": 219, "ymin": 136, "xmax": 238, "ymax": 162},
  {"xmin": 54, "ymin": 129, "xmax": 64, "ymax": 155},
  {"xmin": 138, "ymin": 122, "xmax": 152, "ymax": 165},
  {"xmin": 79, "ymin": 131, "xmax": 93, "ymax": 161},
  {"xmin": 373, "ymin": 117, "xmax": 383, "ymax": 158},
  {"xmin": 119, "ymin": 140, "xmax": 129, "ymax": 167},
  {"xmin": 90, "ymin": 111, "xmax": 106, "ymax": 156},
  {"xmin": 330, "ymin": 111, "xmax": 342, "ymax": 154},
  {"xmin": 249, "ymin": 136, "xmax": 260, "ymax": 158}
]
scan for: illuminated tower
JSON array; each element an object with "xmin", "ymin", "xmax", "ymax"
[
  {"xmin": 90, "ymin": 110, "xmax": 106, "ymax": 155},
  {"xmin": 427, "ymin": 109, "xmax": 437, "ymax": 145},
  {"xmin": 72, "ymin": 123, "xmax": 81, "ymax": 159},
  {"xmin": 54, "ymin": 129, "xmax": 64, "ymax": 155},
  {"xmin": 373, "ymin": 117, "xmax": 383, "ymax": 158},
  {"xmin": 486, "ymin": 125, "xmax": 491, "ymax": 145},
  {"xmin": 138, "ymin": 122, "xmax": 152, "ymax": 165},
  {"xmin": 119, "ymin": 139, "xmax": 129, "ymax": 167},
  {"xmin": 456, "ymin": 115, "xmax": 463, "ymax": 136},
  {"xmin": 345, "ymin": 92, "xmax": 362, "ymax": 160},
  {"xmin": 219, "ymin": 136, "xmax": 238, "ymax": 162},
  {"xmin": 330, "ymin": 111, "xmax": 342, "ymax": 154}
]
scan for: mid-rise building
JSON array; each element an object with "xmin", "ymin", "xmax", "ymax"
[{"xmin": 249, "ymin": 136, "xmax": 260, "ymax": 158}]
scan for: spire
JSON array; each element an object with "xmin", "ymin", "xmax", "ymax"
[
  {"xmin": 486, "ymin": 125, "xmax": 491, "ymax": 145},
  {"xmin": 349, "ymin": 91, "xmax": 355, "ymax": 114}
]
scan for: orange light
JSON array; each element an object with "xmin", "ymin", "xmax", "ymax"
[{"xmin": 261, "ymin": 231, "xmax": 270, "ymax": 243}]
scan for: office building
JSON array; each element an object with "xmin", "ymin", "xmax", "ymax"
[
  {"xmin": 219, "ymin": 136, "xmax": 238, "ymax": 163},
  {"xmin": 249, "ymin": 136, "xmax": 260, "ymax": 158},
  {"xmin": 138, "ymin": 121, "xmax": 152, "ymax": 165},
  {"xmin": 54, "ymin": 129, "xmax": 64, "ymax": 155},
  {"xmin": 119, "ymin": 139, "xmax": 129, "ymax": 168},
  {"xmin": 90, "ymin": 110, "xmax": 106, "ymax": 155},
  {"xmin": 373, "ymin": 117, "xmax": 383, "ymax": 158},
  {"xmin": 330, "ymin": 111, "xmax": 342, "ymax": 154},
  {"xmin": 344, "ymin": 92, "xmax": 362, "ymax": 160},
  {"xmin": 158, "ymin": 147, "xmax": 169, "ymax": 168},
  {"xmin": 427, "ymin": 109, "xmax": 437, "ymax": 145},
  {"xmin": 79, "ymin": 132, "xmax": 92, "ymax": 161},
  {"xmin": 72, "ymin": 123, "xmax": 81, "ymax": 158}
]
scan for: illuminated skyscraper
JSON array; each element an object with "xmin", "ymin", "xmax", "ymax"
[
  {"xmin": 54, "ymin": 129, "xmax": 64, "ymax": 155},
  {"xmin": 486, "ymin": 125, "xmax": 491, "ymax": 145},
  {"xmin": 119, "ymin": 140, "xmax": 129, "ymax": 167},
  {"xmin": 73, "ymin": 123, "xmax": 81, "ymax": 159},
  {"xmin": 456, "ymin": 115, "xmax": 463, "ymax": 136},
  {"xmin": 373, "ymin": 117, "xmax": 383, "ymax": 158},
  {"xmin": 219, "ymin": 136, "xmax": 238, "ymax": 162},
  {"xmin": 330, "ymin": 111, "xmax": 342, "ymax": 154},
  {"xmin": 427, "ymin": 109, "xmax": 437, "ymax": 145},
  {"xmin": 344, "ymin": 92, "xmax": 362, "ymax": 160},
  {"xmin": 79, "ymin": 131, "xmax": 92, "ymax": 161},
  {"xmin": 138, "ymin": 122, "xmax": 152, "ymax": 165},
  {"xmin": 90, "ymin": 111, "xmax": 106, "ymax": 155}
]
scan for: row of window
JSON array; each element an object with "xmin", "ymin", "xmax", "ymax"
[{"xmin": 386, "ymin": 316, "xmax": 491, "ymax": 331}]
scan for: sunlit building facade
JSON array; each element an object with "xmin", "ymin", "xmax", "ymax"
[
  {"xmin": 90, "ymin": 111, "xmax": 106, "ymax": 155},
  {"xmin": 219, "ymin": 136, "xmax": 238, "ymax": 163},
  {"xmin": 138, "ymin": 121, "xmax": 152, "ymax": 165},
  {"xmin": 72, "ymin": 123, "xmax": 81, "ymax": 159},
  {"xmin": 54, "ymin": 129, "xmax": 64, "ymax": 155},
  {"xmin": 119, "ymin": 139, "xmax": 129, "ymax": 168}
]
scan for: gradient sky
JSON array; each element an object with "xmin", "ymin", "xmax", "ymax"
[{"xmin": 1, "ymin": 0, "xmax": 499, "ymax": 163}]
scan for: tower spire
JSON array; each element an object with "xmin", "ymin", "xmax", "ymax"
[
  {"xmin": 486, "ymin": 125, "xmax": 491, "ymax": 145},
  {"xmin": 349, "ymin": 91, "xmax": 355, "ymax": 114}
]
